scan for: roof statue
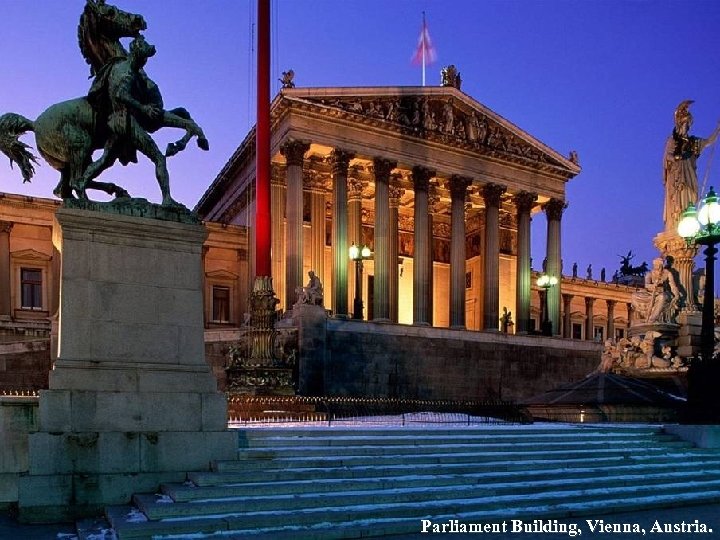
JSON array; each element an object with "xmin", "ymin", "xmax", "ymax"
[
  {"xmin": 440, "ymin": 65, "xmax": 461, "ymax": 90},
  {"xmin": 0, "ymin": 0, "xmax": 208, "ymax": 215},
  {"xmin": 662, "ymin": 100, "xmax": 720, "ymax": 230},
  {"xmin": 280, "ymin": 70, "xmax": 296, "ymax": 89}
]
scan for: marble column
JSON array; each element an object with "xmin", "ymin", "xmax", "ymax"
[
  {"xmin": 372, "ymin": 157, "xmax": 397, "ymax": 321},
  {"xmin": 513, "ymin": 191, "xmax": 537, "ymax": 334},
  {"xmin": 482, "ymin": 183, "xmax": 506, "ymax": 331},
  {"xmin": 0, "ymin": 221, "xmax": 12, "ymax": 319},
  {"xmin": 389, "ymin": 182, "xmax": 404, "ymax": 323},
  {"xmin": 412, "ymin": 167, "xmax": 433, "ymax": 325},
  {"xmin": 280, "ymin": 139, "xmax": 310, "ymax": 311},
  {"xmin": 450, "ymin": 176, "xmax": 472, "ymax": 329},
  {"xmin": 305, "ymin": 170, "xmax": 327, "ymax": 303},
  {"xmin": 626, "ymin": 302, "xmax": 633, "ymax": 329},
  {"xmin": 585, "ymin": 296, "xmax": 595, "ymax": 341},
  {"xmin": 544, "ymin": 198, "xmax": 566, "ymax": 336},
  {"xmin": 607, "ymin": 299, "xmax": 616, "ymax": 341},
  {"xmin": 270, "ymin": 165, "xmax": 286, "ymax": 309},
  {"xmin": 347, "ymin": 171, "xmax": 364, "ymax": 312},
  {"xmin": 428, "ymin": 190, "xmax": 440, "ymax": 326},
  {"xmin": 330, "ymin": 148, "xmax": 355, "ymax": 318},
  {"xmin": 562, "ymin": 293, "xmax": 574, "ymax": 338}
]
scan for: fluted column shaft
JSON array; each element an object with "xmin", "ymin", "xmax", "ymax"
[
  {"xmin": 412, "ymin": 168, "xmax": 433, "ymax": 325},
  {"xmin": 372, "ymin": 158, "xmax": 396, "ymax": 321},
  {"xmin": 607, "ymin": 300, "xmax": 616, "ymax": 341},
  {"xmin": 513, "ymin": 191, "xmax": 536, "ymax": 334},
  {"xmin": 585, "ymin": 297, "xmax": 595, "ymax": 341},
  {"xmin": 482, "ymin": 183, "xmax": 506, "ymax": 330},
  {"xmin": 544, "ymin": 199, "xmax": 566, "ymax": 335},
  {"xmin": 0, "ymin": 222, "xmax": 12, "ymax": 318},
  {"xmin": 347, "ymin": 175, "xmax": 364, "ymax": 311},
  {"xmin": 280, "ymin": 139, "xmax": 310, "ymax": 311},
  {"xmin": 428, "ymin": 191, "xmax": 439, "ymax": 326},
  {"xmin": 306, "ymin": 172, "xmax": 327, "ymax": 304},
  {"xmin": 389, "ymin": 184, "xmax": 404, "ymax": 323},
  {"xmin": 450, "ymin": 176, "xmax": 472, "ymax": 329},
  {"xmin": 331, "ymin": 149, "xmax": 355, "ymax": 317},
  {"xmin": 562, "ymin": 293, "xmax": 574, "ymax": 338},
  {"xmin": 270, "ymin": 171, "xmax": 286, "ymax": 308}
]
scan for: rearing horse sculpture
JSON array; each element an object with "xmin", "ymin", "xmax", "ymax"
[{"xmin": 0, "ymin": 0, "xmax": 207, "ymax": 205}]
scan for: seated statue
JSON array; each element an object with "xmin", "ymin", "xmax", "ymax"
[
  {"xmin": 631, "ymin": 257, "xmax": 681, "ymax": 324},
  {"xmin": 295, "ymin": 270, "xmax": 323, "ymax": 306}
]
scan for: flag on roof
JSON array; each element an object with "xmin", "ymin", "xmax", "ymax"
[{"xmin": 411, "ymin": 14, "xmax": 437, "ymax": 66}]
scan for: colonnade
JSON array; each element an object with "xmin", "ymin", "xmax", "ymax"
[{"xmin": 275, "ymin": 139, "xmax": 567, "ymax": 332}]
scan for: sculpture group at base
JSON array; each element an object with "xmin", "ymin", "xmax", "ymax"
[{"xmin": 0, "ymin": 0, "xmax": 208, "ymax": 208}]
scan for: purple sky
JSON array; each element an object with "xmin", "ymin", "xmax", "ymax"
[{"xmin": 2, "ymin": 1, "xmax": 720, "ymax": 279}]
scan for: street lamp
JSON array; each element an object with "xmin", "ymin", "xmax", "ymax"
[
  {"xmin": 678, "ymin": 186, "xmax": 720, "ymax": 422},
  {"xmin": 537, "ymin": 273, "xmax": 558, "ymax": 336},
  {"xmin": 349, "ymin": 243, "xmax": 372, "ymax": 320}
]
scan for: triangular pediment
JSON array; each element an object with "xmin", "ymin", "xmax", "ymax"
[
  {"xmin": 279, "ymin": 87, "xmax": 580, "ymax": 176},
  {"xmin": 10, "ymin": 248, "xmax": 52, "ymax": 262},
  {"xmin": 206, "ymin": 269, "xmax": 239, "ymax": 280}
]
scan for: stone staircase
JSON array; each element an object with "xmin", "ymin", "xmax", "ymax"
[{"xmin": 85, "ymin": 424, "xmax": 720, "ymax": 539}]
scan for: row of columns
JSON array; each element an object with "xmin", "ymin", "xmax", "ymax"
[
  {"xmin": 276, "ymin": 138, "xmax": 567, "ymax": 332},
  {"xmin": 559, "ymin": 293, "xmax": 628, "ymax": 340}
]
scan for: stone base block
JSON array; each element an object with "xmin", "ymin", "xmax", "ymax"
[
  {"xmin": 38, "ymin": 389, "xmax": 228, "ymax": 432},
  {"xmin": 0, "ymin": 473, "xmax": 19, "ymax": 508},
  {"xmin": 19, "ymin": 429, "xmax": 236, "ymax": 523},
  {"xmin": 18, "ymin": 471, "xmax": 187, "ymax": 523}
]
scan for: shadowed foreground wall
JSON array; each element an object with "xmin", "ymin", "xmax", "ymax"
[{"xmin": 300, "ymin": 316, "xmax": 602, "ymax": 402}]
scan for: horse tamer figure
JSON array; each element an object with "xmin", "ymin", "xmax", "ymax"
[{"xmin": 0, "ymin": 0, "xmax": 208, "ymax": 206}]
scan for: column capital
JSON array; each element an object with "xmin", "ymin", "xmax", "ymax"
[
  {"xmin": 373, "ymin": 157, "xmax": 397, "ymax": 181},
  {"xmin": 0, "ymin": 221, "xmax": 13, "ymax": 234},
  {"xmin": 280, "ymin": 139, "xmax": 311, "ymax": 166},
  {"xmin": 585, "ymin": 296, "xmax": 595, "ymax": 308},
  {"xmin": 303, "ymin": 170, "xmax": 328, "ymax": 193},
  {"xmin": 389, "ymin": 185, "xmax": 405, "ymax": 208},
  {"xmin": 562, "ymin": 293, "xmax": 574, "ymax": 303},
  {"xmin": 513, "ymin": 191, "xmax": 538, "ymax": 214},
  {"xmin": 481, "ymin": 182, "xmax": 506, "ymax": 207},
  {"xmin": 411, "ymin": 166, "xmax": 435, "ymax": 192},
  {"xmin": 348, "ymin": 177, "xmax": 365, "ymax": 201},
  {"xmin": 450, "ymin": 175, "xmax": 473, "ymax": 200},
  {"xmin": 330, "ymin": 148, "xmax": 355, "ymax": 174},
  {"xmin": 544, "ymin": 198, "xmax": 567, "ymax": 221},
  {"xmin": 606, "ymin": 299, "xmax": 617, "ymax": 309}
]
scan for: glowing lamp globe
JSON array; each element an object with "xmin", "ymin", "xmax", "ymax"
[
  {"xmin": 361, "ymin": 245, "xmax": 371, "ymax": 258},
  {"xmin": 677, "ymin": 203, "xmax": 701, "ymax": 239},
  {"xmin": 349, "ymin": 243, "xmax": 360, "ymax": 260},
  {"xmin": 698, "ymin": 187, "xmax": 720, "ymax": 227}
]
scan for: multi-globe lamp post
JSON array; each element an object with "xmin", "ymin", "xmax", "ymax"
[
  {"xmin": 349, "ymin": 243, "xmax": 372, "ymax": 320},
  {"xmin": 678, "ymin": 186, "xmax": 720, "ymax": 422},
  {"xmin": 537, "ymin": 273, "xmax": 558, "ymax": 336}
]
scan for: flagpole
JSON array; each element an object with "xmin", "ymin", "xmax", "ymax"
[{"xmin": 421, "ymin": 11, "xmax": 426, "ymax": 86}]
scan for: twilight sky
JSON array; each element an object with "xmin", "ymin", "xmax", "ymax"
[{"xmin": 2, "ymin": 0, "xmax": 720, "ymax": 278}]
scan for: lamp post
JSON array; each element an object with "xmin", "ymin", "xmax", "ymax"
[
  {"xmin": 349, "ymin": 243, "xmax": 372, "ymax": 320},
  {"xmin": 678, "ymin": 186, "xmax": 720, "ymax": 422},
  {"xmin": 537, "ymin": 273, "xmax": 558, "ymax": 336}
]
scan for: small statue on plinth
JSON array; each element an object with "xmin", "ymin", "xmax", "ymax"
[
  {"xmin": 500, "ymin": 307, "xmax": 513, "ymax": 334},
  {"xmin": 631, "ymin": 257, "xmax": 681, "ymax": 324},
  {"xmin": 295, "ymin": 270, "xmax": 324, "ymax": 306},
  {"xmin": 586, "ymin": 264, "xmax": 592, "ymax": 280}
]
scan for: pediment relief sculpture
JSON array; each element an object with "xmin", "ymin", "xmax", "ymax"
[{"xmin": 297, "ymin": 94, "xmax": 569, "ymax": 172}]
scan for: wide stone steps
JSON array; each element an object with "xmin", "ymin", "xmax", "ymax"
[{"xmin": 102, "ymin": 425, "xmax": 720, "ymax": 539}]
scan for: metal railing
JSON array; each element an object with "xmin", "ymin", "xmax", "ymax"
[{"xmin": 227, "ymin": 394, "xmax": 532, "ymax": 426}]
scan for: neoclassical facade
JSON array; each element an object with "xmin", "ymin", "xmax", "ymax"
[{"xmin": 197, "ymin": 86, "xmax": 581, "ymax": 334}]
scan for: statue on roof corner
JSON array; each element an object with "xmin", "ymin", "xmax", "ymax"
[
  {"xmin": 280, "ymin": 70, "xmax": 295, "ymax": 89},
  {"xmin": 0, "ymin": 0, "xmax": 209, "ymax": 211},
  {"xmin": 662, "ymin": 100, "xmax": 720, "ymax": 231},
  {"xmin": 441, "ymin": 65, "xmax": 462, "ymax": 90}
]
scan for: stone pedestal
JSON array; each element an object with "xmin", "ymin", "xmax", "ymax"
[
  {"xmin": 18, "ymin": 208, "xmax": 236, "ymax": 522},
  {"xmin": 676, "ymin": 311, "xmax": 702, "ymax": 359}
]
